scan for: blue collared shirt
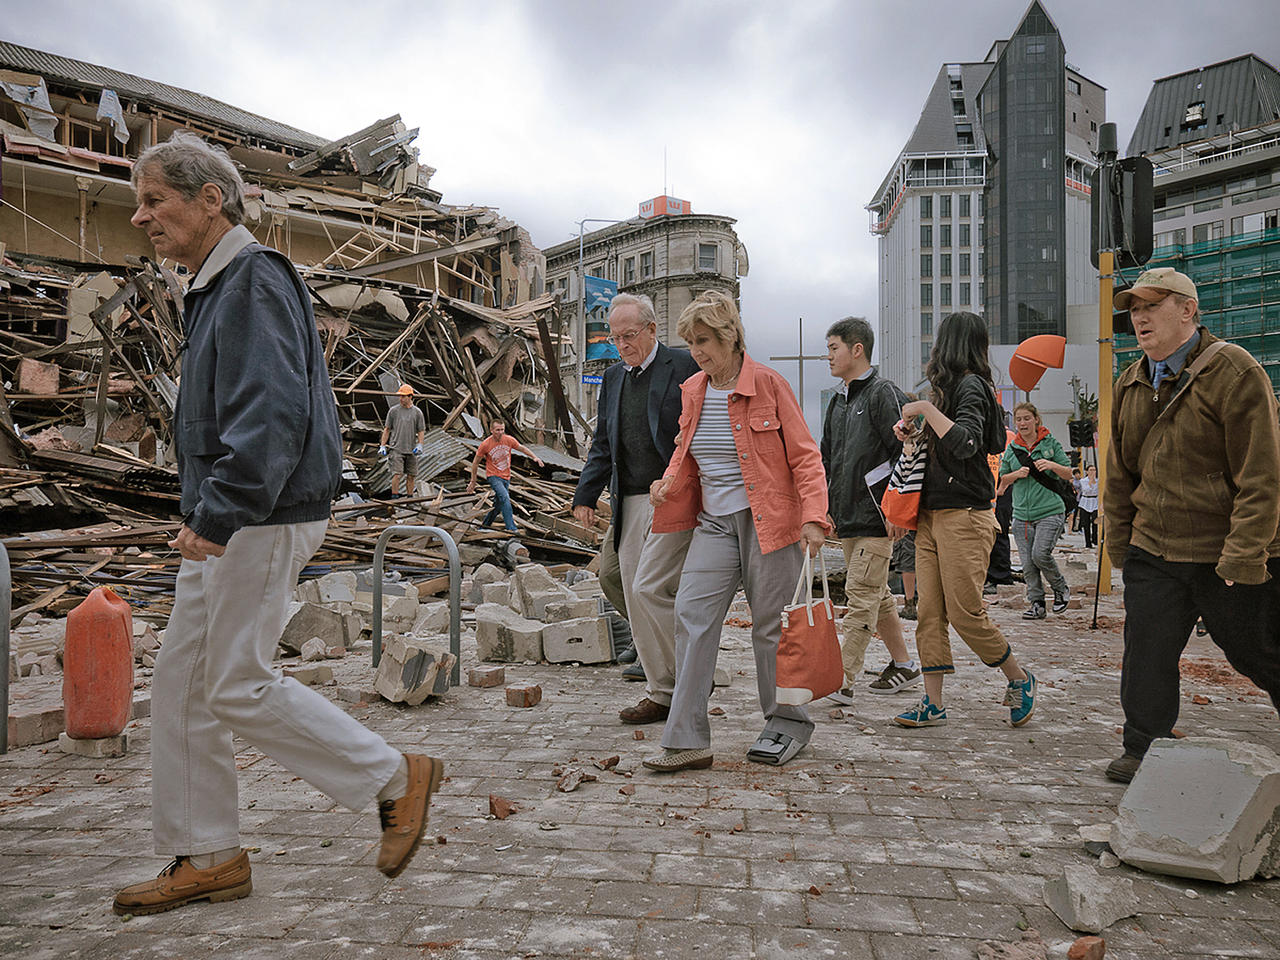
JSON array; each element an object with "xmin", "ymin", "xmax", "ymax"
[{"xmin": 1148, "ymin": 329, "xmax": 1201, "ymax": 386}]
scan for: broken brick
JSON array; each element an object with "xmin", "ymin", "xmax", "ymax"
[
  {"xmin": 1067, "ymin": 936, "xmax": 1105, "ymax": 960},
  {"xmin": 506, "ymin": 683, "xmax": 542, "ymax": 707},
  {"xmin": 489, "ymin": 795, "xmax": 517, "ymax": 820},
  {"xmin": 469, "ymin": 665, "xmax": 506, "ymax": 688}
]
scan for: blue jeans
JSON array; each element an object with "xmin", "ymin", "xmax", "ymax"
[{"xmin": 482, "ymin": 476, "xmax": 516, "ymax": 531}]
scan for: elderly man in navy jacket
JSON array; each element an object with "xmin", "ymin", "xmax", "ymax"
[
  {"xmin": 574, "ymin": 293, "xmax": 699, "ymax": 724},
  {"xmin": 113, "ymin": 132, "xmax": 440, "ymax": 918}
]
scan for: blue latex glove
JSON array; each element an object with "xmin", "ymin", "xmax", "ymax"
[
  {"xmin": 379, "ymin": 445, "xmax": 387, "ymax": 456},
  {"xmin": 412, "ymin": 444, "xmax": 422, "ymax": 454}
]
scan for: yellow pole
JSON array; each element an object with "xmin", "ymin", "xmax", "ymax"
[{"xmin": 1096, "ymin": 249, "xmax": 1114, "ymax": 595}]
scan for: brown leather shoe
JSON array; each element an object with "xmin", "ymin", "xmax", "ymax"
[
  {"xmin": 377, "ymin": 754, "xmax": 444, "ymax": 878},
  {"xmin": 619, "ymin": 697, "xmax": 670, "ymax": 724},
  {"xmin": 112, "ymin": 851, "xmax": 251, "ymax": 916}
]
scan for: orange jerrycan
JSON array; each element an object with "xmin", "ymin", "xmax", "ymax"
[{"xmin": 63, "ymin": 586, "xmax": 134, "ymax": 740}]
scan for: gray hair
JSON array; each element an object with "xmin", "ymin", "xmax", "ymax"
[
  {"xmin": 131, "ymin": 131, "xmax": 246, "ymax": 226},
  {"xmin": 827, "ymin": 316, "xmax": 874, "ymax": 358},
  {"xmin": 608, "ymin": 292, "xmax": 657, "ymax": 328}
]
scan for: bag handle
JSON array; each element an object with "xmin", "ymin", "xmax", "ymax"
[{"xmin": 789, "ymin": 546, "xmax": 832, "ymax": 627}]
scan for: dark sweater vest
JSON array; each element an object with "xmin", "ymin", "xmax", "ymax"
[{"xmin": 617, "ymin": 364, "xmax": 666, "ymax": 496}]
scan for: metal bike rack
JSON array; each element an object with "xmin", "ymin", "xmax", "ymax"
[
  {"xmin": 371, "ymin": 525, "xmax": 461, "ymax": 687},
  {"xmin": 1, "ymin": 541, "xmax": 10, "ymax": 754}
]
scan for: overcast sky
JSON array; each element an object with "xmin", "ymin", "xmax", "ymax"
[{"xmin": 7, "ymin": 0, "xmax": 1277, "ymax": 421}]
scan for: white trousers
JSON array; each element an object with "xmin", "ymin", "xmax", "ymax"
[
  {"xmin": 616, "ymin": 495, "xmax": 693, "ymax": 706},
  {"xmin": 150, "ymin": 521, "xmax": 401, "ymax": 855}
]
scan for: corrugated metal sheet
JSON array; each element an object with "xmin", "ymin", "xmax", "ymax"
[
  {"xmin": 0, "ymin": 41, "xmax": 326, "ymax": 150},
  {"xmin": 363, "ymin": 428, "xmax": 470, "ymax": 492},
  {"xmin": 1129, "ymin": 55, "xmax": 1280, "ymax": 155}
]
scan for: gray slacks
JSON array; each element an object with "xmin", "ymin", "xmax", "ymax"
[{"xmin": 661, "ymin": 509, "xmax": 814, "ymax": 751}]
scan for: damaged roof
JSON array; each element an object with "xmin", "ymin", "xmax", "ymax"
[{"xmin": 0, "ymin": 40, "xmax": 326, "ymax": 150}]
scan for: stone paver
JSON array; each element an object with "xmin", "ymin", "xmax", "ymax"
[{"xmin": 2, "ymin": 539, "xmax": 1279, "ymax": 958}]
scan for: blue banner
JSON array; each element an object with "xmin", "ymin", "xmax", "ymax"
[{"xmin": 584, "ymin": 276, "xmax": 620, "ymax": 362}]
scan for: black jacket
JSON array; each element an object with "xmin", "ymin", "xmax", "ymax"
[
  {"xmin": 920, "ymin": 373, "xmax": 1006, "ymax": 511},
  {"xmin": 178, "ymin": 227, "xmax": 341, "ymax": 546},
  {"xmin": 820, "ymin": 369, "xmax": 906, "ymax": 538},
  {"xmin": 573, "ymin": 343, "xmax": 699, "ymax": 547}
]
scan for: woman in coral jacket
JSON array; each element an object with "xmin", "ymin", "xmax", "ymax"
[{"xmin": 645, "ymin": 291, "xmax": 830, "ymax": 772}]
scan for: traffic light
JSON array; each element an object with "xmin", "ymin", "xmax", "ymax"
[
  {"xmin": 1068, "ymin": 449, "xmax": 1082, "ymax": 468},
  {"xmin": 1068, "ymin": 419, "xmax": 1095, "ymax": 448}
]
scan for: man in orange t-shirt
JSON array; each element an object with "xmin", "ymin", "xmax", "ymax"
[{"xmin": 466, "ymin": 419, "xmax": 543, "ymax": 532}]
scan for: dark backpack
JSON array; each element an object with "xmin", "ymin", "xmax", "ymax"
[{"xmin": 1009, "ymin": 445, "xmax": 1078, "ymax": 515}]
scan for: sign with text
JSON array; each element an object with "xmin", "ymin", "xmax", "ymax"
[
  {"xmin": 638, "ymin": 195, "xmax": 691, "ymax": 219},
  {"xmin": 581, "ymin": 374, "xmax": 603, "ymax": 385}
]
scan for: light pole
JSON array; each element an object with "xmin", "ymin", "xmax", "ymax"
[{"xmin": 576, "ymin": 217, "xmax": 628, "ymax": 406}]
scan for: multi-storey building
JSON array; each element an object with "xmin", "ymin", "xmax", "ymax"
[
  {"xmin": 543, "ymin": 198, "xmax": 747, "ymax": 347},
  {"xmin": 867, "ymin": 1, "xmax": 1104, "ymax": 411},
  {"xmin": 1121, "ymin": 54, "xmax": 1280, "ymax": 394}
]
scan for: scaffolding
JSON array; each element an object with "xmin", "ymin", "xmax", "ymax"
[{"xmin": 1114, "ymin": 227, "xmax": 1280, "ymax": 395}]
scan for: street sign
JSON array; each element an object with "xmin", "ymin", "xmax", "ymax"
[{"xmin": 581, "ymin": 374, "xmax": 603, "ymax": 385}]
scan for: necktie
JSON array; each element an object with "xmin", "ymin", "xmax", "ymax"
[{"xmin": 1151, "ymin": 359, "xmax": 1168, "ymax": 388}]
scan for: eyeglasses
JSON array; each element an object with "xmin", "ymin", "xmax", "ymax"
[{"xmin": 606, "ymin": 326, "xmax": 650, "ymax": 346}]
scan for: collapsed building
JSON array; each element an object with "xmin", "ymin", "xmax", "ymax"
[{"xmin": 0, "ymin": 41, "xmax": 600, "ymax": 622}]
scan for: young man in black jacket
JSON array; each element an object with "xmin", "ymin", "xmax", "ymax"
[{"xmin": 820, "ymin": 317, "xmax": 920, "ymax": 700}]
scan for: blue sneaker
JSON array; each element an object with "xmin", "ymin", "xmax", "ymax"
[
  {"xmin": 894, "ymin": 694, "xmax": 947, "ymax": 727},
  {"xmin": 1007, "ymin": 670, "xmax": 1037, "ymax": 727}
]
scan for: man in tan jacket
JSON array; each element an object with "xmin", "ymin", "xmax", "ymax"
[{"xmin": 1104, "ymin": 267, "xmax": 1280, "ymax": 783}]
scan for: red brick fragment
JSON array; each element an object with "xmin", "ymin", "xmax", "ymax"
[
  {"xmin": 470, "ymin": 665, "xmax": 506, "ymax": 688},
  {"xmin": 489, "ymin": 795, "xmax": 517, "ymax": 819},
  {"xmin": 619, "ymin": 784, "xmax": 636, "ymax": 796},
  {"xmin": 505, "ymin": 683, "xmax": 542, "ymax": 707},
  {"xmin": 1067, "ymin": 935, "xmax": 1105, "ymax": 960}
]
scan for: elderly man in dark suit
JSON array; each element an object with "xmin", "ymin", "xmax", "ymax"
[{"xmin": 574, "ymin": 293, "xmax": 699, "ymax": 724}]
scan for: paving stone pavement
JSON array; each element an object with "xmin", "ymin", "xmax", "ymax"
[{"xmin": 3, "ymin": 559, "xmax": 1279, "ymax": 959}]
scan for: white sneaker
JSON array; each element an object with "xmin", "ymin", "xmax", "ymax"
[{"xmin": 824, "ymin": 687, "xmax": 856, "ymax": 706}]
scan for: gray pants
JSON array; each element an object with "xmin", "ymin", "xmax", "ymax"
[
  {"xmin": 1013, "ymin": 512, "xmax": 1069, "ymax": 604},
  {"xmin": 661, "ymin": 509, "xmax": 814, "ymax": 751}
]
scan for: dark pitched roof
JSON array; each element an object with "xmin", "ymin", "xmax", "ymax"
[
  {"xmin": 1128, "ymin": 54, "xmax": 1280, "ymax": 155},
  {"xmin": 0, "ymin": 40, "xmax": 326, "ymax": 150}
]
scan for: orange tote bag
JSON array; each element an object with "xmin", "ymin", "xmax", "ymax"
[{"xmin": 776, "ymin": 550, "xmax": 843, "ymax": 706}]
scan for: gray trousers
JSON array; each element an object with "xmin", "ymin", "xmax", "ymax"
[
  {"xmin": 661, "ymin": 509, "xmax": 814, "ymax": 751},
  {"xmin": 1013, "ymin": 512, "xmax": 1069, "ymax": 604}
]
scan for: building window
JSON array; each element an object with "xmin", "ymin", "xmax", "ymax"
[
  {"xmin": 623, "ymin": 257, "xmax": 636, "ymax": 283},
  {"xmin": 921, "ymin": 312, "xmax": 933, "ymax": 336},
  {"xmin": 959, "ymin": 223, "xmax": 971, "ymax": 247},
  {"xmin": 959, "ymin": 253, "xmax": 970, "ymax": 276},
  {"xmin": 920, "ymin": 283, "xmax": 933, "ymax": 307},
  {"xmin": 959, "ymin": 194, "xmax": 971, "ymax": 217},
  {"xmin": 697, "ymin": 243, "xmax": 718, "ymax": 271},
  {"xmin": 1067, "ymin": 77, "xmax": 1081, "ymax": 95},
  {"xmin": 941, "ymin": 284, "xmax": 952, "ymax": 307},
  {"xmin": 940, "ymin": 254, "xmax": 952, "ymax": 277},
  {"xmin": 940, "ymin": 224, "xmax": 952, "ymax": 247},
  {"xmin": 940, "ymin": 195, "xmax": 952, "ymax": 218},
  {"xmin": 921, "ymin": 254, "xmax": 933, "ymax": 277},
  {"xmin": 640, "ymin": 251, "xmax": 654, "ymax": 278},
  {"xmin": 921, "ymin": 224, "xmax": 932, "ymax": 248},
  {"xmin": 588, "ymin": 262, "xmax": 605, "ymax": 279},
  {"xmin": 960, "ymin": 283, "xmax": 971, "ymax": 306},
  {"xmin": 920, "ymin": 195, "xmax": 932, "ymax": 218}
]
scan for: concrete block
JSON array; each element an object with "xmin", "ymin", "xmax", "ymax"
[
  {"xmin": 315, "ymin": 570, "xmax": 358, "ymax": 604},
  {"xmin": 412, "ymin": 601, "xmax": 450, "ymax": 635},
  {"xmin": 58, "ymin": 732, "xmax": 127, "ymax": 758},
  {"xmin": 374, "ymin": 635, "xmax": 455, "ymax": 705},
  {"xmin": 294, "ymin": 578, "xmax": 322, "ymax": 603},
  {"xmin": 300, "ymin": 637, "xmax": 328, "ymax": 661},
  {"xmin": 469, "ymin": 562, "xmax": 508, "ymax": 603},
  {"xmin": 569, "ymin": 574, "xmax": 603, "ymax": 599},
  {"xmin": 481, "ymin": 581, "xmax": 511, "ymax": 606},
  {"xmin": 714, "ymin": 667, "xmax": 732, "ymax": 688},
  {"xmin": 336, "ymin": 685, "xmax": 376, "ymax": 703},
  {"xmin": 542, "ymin": 616, "xmax": 613, "ymax": 664},
  {"xmin": 284, "ymin": 665, "xmax": 334, "ymax": 686},
  {"xmin": 1044, "ymin": 864, "xmax": 1138, "ymax": 933},
  {"xmin": 474, "ymin": 603, "xmax": 544, "ymax": 662},
  {"xmin": 131, "ymin": 622, "xmax": 161, "ymax": 662},
  {"xmin": 468, "ymin": 665, "xmax": 506, "ymax": 688},
  {"xmin": 280, "ymin": 602, "xmax": 346, "ymax": 656},
  {"xmin": 506, "ymin": 683, "xmax": 542, "ymax": 707},
  {"xmin": 383, "ymin": 593, "xmax": 419, "ymax": 625},
  {"xmin": 1111, "ymin": 737, "xmax": 1280, "ymax": 883},
  {"xmin": 544, "ymin": 598, "xmax": 599, "ymax": 621},
  {"xmin": 513, "ymin": 563, "xmax": 574, "ymax": 618}
]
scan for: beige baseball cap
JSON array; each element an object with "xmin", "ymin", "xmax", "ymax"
[{"xmin": 1114, "ymin": 267, "xmax": 1197, "ymax": 310}]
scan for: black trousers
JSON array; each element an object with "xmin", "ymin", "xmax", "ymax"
[
  {"xmin": 1078, "ymin": 509, "xmax": 1098, "ymax": 549},
  {"xmin": 986, "ymin": 489, "xmax": 1014, "ymax": 584},
  {"xmin": 1120, "ymin": 546, "xmax": 1280, "ymax": 757}
]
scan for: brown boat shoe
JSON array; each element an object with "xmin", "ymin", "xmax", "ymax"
[
  {"xmin": 377, "ymin": 754, "xmax": 444, "ymax": 878},
  {"xmin": 112, "ymin": 850, "xmax": 252, "ymax": 916},
  {"xmin": 619, "ymin": 697, "xmax": 670, "ymax": 724}
]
